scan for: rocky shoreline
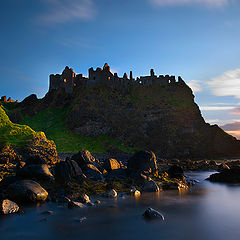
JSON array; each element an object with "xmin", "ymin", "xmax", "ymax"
[{"xmin": 1, "ymin": 149, "xmax": 240, "ymax": 217}]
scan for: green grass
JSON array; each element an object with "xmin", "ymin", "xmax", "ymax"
[
  {"xmin": 20, "ymin": 108, "xmax": 136, "ymax": 153},
  {"xmin": 0, "ymin": 106, "xmax": 43, "ymax": 147}
]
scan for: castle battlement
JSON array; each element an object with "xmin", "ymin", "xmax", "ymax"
[{"xmin": 49, "ymin": 63, "xmax": 185, "ymax": 94}]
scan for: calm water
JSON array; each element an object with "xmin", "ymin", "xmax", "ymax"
[{"xmin": 1, "ymin": 171, "xmax": 240, "ymax": 240}]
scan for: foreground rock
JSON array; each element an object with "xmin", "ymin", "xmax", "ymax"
[
  {"xmin": 207, "ymin": 168, "xmax": 240, "ymax": 183},
  {"xmin": 17, "ymin": 164, "xmax": 54, "ymax": 180},
  {"xmin": 54, "ymin": 158, "xmax": 86, "ymax": 183},
  {"xmin": 7, "ymin": 180, "xmax": 48, "ymax": 202},
  {"xmin": 167, "ymin": 165, "xmax": 184, "ymax": 180},
  {"xmin": 0, "ymin": 199, "xmax": 19, "ymax": 215},
  {"xmin": 143, "ymin": 179, "xmax": 160, "ymax": 192},
  {"xmin": 143, "ymin": 207, "xmax": 164, "ymax": 221}
]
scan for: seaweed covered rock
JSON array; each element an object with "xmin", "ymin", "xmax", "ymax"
[
  {"xmin": 7, "ymin": 180, "xmax": 48, "ymax": 202},
  {"xmin": 143, "ymin": 207, "xmax": 164, "ymax": 221}
]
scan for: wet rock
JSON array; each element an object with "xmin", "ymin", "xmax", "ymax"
[
  {"xmin": 7, "ymin": 180, "xmax": 48, "ymax": 202},
  {"xmin": 78, "ymin": 194, "xmax": 90, "ymax": 204},
  {"xmin": 41, "ymin": 210, "xmax": 56, "ymax": 215},
  {"xmin": 143, "ymin": 180, "xmax": 159, "ymax": 192},
  {"xmin": 129, "ymin": 187, "xmax": 141, "ymax": 197},
  {"xmin": 54, "ymin": 158, "xmax": 86, "ymax": 183},
  {"xmin": 106, "ymin": 169, "xmax": 128, "ymax": 181},
  {"xmin": 103, "ymin": 189, "xmax": 117, "ymax": 198},
  {"xmin": 95, "ymin": 200, "xmax": 101, "ymax": 204},
  {"xmin": 217, "ymin": 163, "xmax": 230, "ymax": 172},
  {"xmin": 73, "ymin": 216, "xmax": 87, "ymax": 222},
  {"xmin": 167, "ymin": 165, "xmax": 184, "ymax": 180},
  {"xmin": 207, "ymin": 168, "xmax": 240, "ymax": 183},
  {"xmin": 104, "ymin": 158, "xmax": 121, "ymax": 172},
  {"xmin": 127, "ymin": 151, "xmax": 157, "ymax": 176},
  {"xmin": 143, "ymin": 207, "xmax": 164, "ymax": 221},
  {"xmin": 82, "ymin": 164, "xmax": 103, "ymax": 181},
  {"xmin": 0, "ymin": 199, "xmax": 19, "ymax": 215},
  {"xmin": 17, "ymin": 164, "xmax": 54, "ymax": 180},
  {"xmin": 66, "ymin": 197, "xmax": 85, "ymax": 208}
]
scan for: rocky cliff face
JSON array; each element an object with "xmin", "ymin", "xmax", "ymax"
[{"xmin": 9, "ymin": 82, "xmax": 240, "ymax": 158}]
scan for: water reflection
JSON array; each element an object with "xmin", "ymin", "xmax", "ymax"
[{"xmin": 1, "ymin": 171, "xmax": 240, "ymax": 240}]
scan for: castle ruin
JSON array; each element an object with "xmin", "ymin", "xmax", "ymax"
[
  {"xmin": 49, "ymin": 63, "xmax": 185, "ymax": 94},
  {"xmin": 0, "ymin": 96, "xmax": 18, "ymax": 103}
]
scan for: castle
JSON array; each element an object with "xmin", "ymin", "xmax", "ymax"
[
  {"xmin": 49, "ymin": 63, "xmax": 185, "ymax": 94},
  {"xmin": 0, "ymin": 96, "xmax": 18, "ymax": 103}
]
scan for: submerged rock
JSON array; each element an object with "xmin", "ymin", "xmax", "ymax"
[
  {"xmin": 7, "ymin": 180, "xmax": 48, "ymax": 202},
  {"xmin": 143, "ymin": 207, "xmax": 164, "ymax": 221},
  {"xmin": 0, "ymin": 199, "xmax": 19, "ymax": 215}
]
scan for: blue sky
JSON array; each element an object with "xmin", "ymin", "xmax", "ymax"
[{"xmin": 1, "ymin": 0, "xmax": 240, "ymax": 136}]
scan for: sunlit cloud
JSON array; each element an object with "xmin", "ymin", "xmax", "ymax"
[
  {"xmin": 208, "ymin": 68, "xmax": 240, "ymax": 98},
  {"xmin": 37, "ymin": 0, "xmax": 96, "ymax": 25},
  {"xmin": 231, "ymin": 107, "xmax": 240, "ymax": 115},
  {"xmin": 221, "ymin": 121, "xmax": 240, "ymax": 139},
  {"xmin": 200, "ymin": 106, "xmax": 235, "ymax": 111},
  {"xmin": 150, "ymin": 0, "xmax": 229, "ymax": 7},
  {"xmin": 186, "ymin": 80, "xmax": 202, "ymax": 93}
]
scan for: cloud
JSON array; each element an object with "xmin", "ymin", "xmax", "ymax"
[
  {"xmin": 200, "ymin": 106, "xmax": 235, "ymax": 111},
  {"xmin": 37, "ymin": 0, "xmax": 96, "ymax": 25},
  {"xmin": 150, "ymin": 0, "xmax": 228, "ymax": 7},
  {"xmin": 231, "ymin": 107, "xmax": 240, "ymax": 115},
  {"xmin": 187, "ymin": 80, "xmax": 202, "ymax": 93},
  {"xmin": 220, "ymin": 122, "xmax": 240, "ymax": 139},
  {"xmin": 208, "ymin": 68, "xmax": 240, "ymax": 98}
]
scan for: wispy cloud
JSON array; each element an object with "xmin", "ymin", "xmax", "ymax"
[
  {"xmin": 200, "ymin": 106, "xmax": 235, "ymax": 111},
  {"xmin": 150, "ymin": 0, "xmax": 229, "ymax": 7},
  {"xmin": 37, "ymin": 0, "xmax": 96, "ymax": 25},
  {"xmin": 208, "ymin": 68, "xmax": 240, "ymax": 98},
  {"xmin": 186, "ymin": 80, "xmax": 202, "ymax": 93}
]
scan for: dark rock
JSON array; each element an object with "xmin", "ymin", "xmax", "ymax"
[
  {"xmin": 17, "ymin": 164, "xmax": 54, "ymax": 180},
  {"xmin": 82, "ymin": 164, "xmax": 103, "ymax": 181},
  {"xmin": 78, "ymin": 194, "xmax": 90, "ymax": 204},
  {"xmin": 207, "ymin": 168, "xmax": 240, "ymax": 183},
  {"xmin": 143, "ymin": 207, "xmax": 164, "ymax": 221},
  {"xmin": 143, "ymin": 180, "xmax": 159, "ymax": 192},
  {"xmin": 54, "ymin": 158, "xmax": 86, "ymax": 183},
  {"xmin": 167, "ymin": 165, "xmax": 184, "ymax": 179},
  {"xmin": 73, "ymin": 217, "xmax": 87, "ymax": 222},
  {"xmin": 7, "ymin": 180, "xmax": 48, "ymax": 202},
  {"xmin": 66, "ymin": 197, "xmax": 85, "ymax": 208},
  {"xmin": 41, "ymin": 210, "xmax": 56, "ymax": 215},
  {"xmin": 103, "ymin": 189, "xmax": 117, "ymax": 198},
  {"xmin": 106, "ymin": 168, "xmax": 128, "ymax": 181},
  {"xmin": 127, "ymin": 151, "xmax": 157, "ymax": 177},
  {"xmin": 0, "ymin": 199, "xmax": 19, "ymax": 215},
  {"xmin": 217, "ymin": 163, "xmax": 230, "ymax": 172}
]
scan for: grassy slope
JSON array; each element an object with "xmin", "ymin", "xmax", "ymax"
[
  {"xmin": 0, "ymin": 105, "xmax": 43, "ymax": 147},
  {"xmin": 19, "ymin": 108, "xmax": 134, "ymax": 153}
]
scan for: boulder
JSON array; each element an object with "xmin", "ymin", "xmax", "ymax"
[
  {"xmin": 54, "ymin": 158, "xmax": 86, "ymax": 183},
  {"xmin": 104, "ymin": 158, "xmax": 121, "ymax": 172},
  {"xmin": 129, "ymin": 187, "xmax": 141, "ymax": 197},
  {"xmin": 207, "ymin": 168, "xmax": 240, "ymax": 183},
  {"xmin": 71, "ymin": 150, "xmax": 100, "ymax": 169},
  {"xmin": 103, "ymin": 189, "xmax": 117, "ymax": 198},
  {"xmin": 143, "ymin": 180, "xmax": 159, "ymax": 192},
  {"xmin": 82, "ymin": 164, "xmax": 103, "ymax": 181},
  {"xmin": 217, "ymin": 163, "xmax": 230, "ymax": 172},
  {"xmin": 167, "ymin": 165, "xmax": 184, "ymax": 180},
  {"xmin": 7, "ymin": 180, "xmax": 48, "ymax": 202},
  {"xmin": 143, "ymin": 207, "xmax": 164, "ymax": 221},
  {"xmin": 127, "ymin": 151, "xmax": 157, "ymax": 177},
  {"xmin": 78, "ymin": 194, "xmax": 90, "ymax": 204},
  {"xmin": 106, "ymin": 169, "xmax": 128, "ymax": 181},
  {"xmin": 17, "ymin": 164, "xmax": 54, "ymax": 180},
  {"xmin": 0, "ymin": 199, "xmax": 19, "ymax": 215}
]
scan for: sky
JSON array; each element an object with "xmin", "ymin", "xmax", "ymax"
[{"xmin": 0, "ymin": 0, "xmax": 240, "ymax": 137}]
